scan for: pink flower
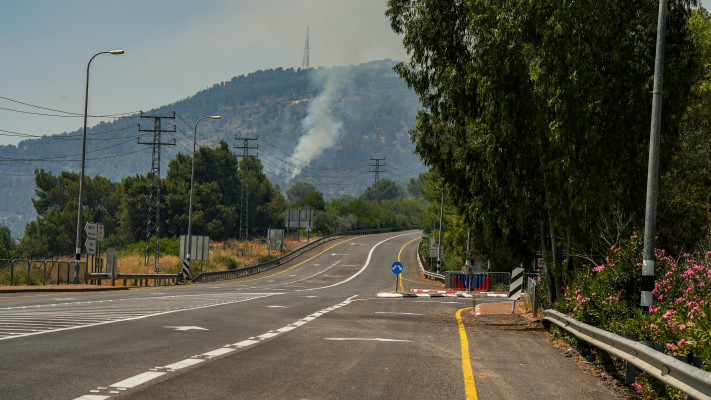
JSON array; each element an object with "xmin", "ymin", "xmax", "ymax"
[{"xmin": 631, "ymin": 382, "xmax": 642, "ymax": 394}]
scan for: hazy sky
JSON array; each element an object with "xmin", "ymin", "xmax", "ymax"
[{"xmin": 0, "ymin": 0, "xmax": 407, "ymax": 146}]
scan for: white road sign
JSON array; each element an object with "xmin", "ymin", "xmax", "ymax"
[
  {"xmin": 85, "ymin": 222, "xmax": 97, "ymax": 239},
  {"xmin": 85, "ymin": 238, "xmax": 97, "ymax": 255},
  {"xmin": 96, "ymin": 223, "xmax": 104, "ymax": 241}
]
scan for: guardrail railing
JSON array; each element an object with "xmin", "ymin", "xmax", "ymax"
[
  {"xmin": 543, "ymin": 309, "xmax": 711, "ymax": 399},
  {"xmin": 0, "ymin": 259, "xmax": 89, "ymax": 286},
  {"xmin": 84, "ymin": 272, "xmax": 180, "ymax": 287},
  {"xmin": 191, "ymin": 226, "xmax": 420, "ymax": 284},
  {"xmin": 415, "ymin": 240, "xmax": 445, "ymax": 282}
]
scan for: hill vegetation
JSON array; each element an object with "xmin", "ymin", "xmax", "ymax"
[{"xmin": 0, "ymin": 60, "xmax": 426, "ymax": 237}]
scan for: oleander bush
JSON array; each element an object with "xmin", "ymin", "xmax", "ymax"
[{"xmin": 550, "ymin": 232, "xmax": 710, "ymax": 398}]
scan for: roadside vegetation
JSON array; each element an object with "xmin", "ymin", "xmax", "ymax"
[{"xmin": 388, "ymin": 1, "xmax": 711, "ymax": 397}]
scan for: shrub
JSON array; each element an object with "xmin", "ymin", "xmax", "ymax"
[
  {"xmin": 554, "ymin": 232, "xmax": 711, "ymax": 398},
  {"xmin": 257, "ymin": 254, "xmax": 278, "ymax": 264}
]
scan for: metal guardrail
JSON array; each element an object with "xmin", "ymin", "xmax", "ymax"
[
  {"xmin": 415, "ymin": 241, "xmax": 444, "ymax": 282},
  {"xmin": 191, "ymin": 226, "xmax": 420, "ymax": 284},
  {"xmin": 0, "ymin": 259, "xmax": 89, "ymax": 285},
  {"xmin": 84, "ymin": 272, "xmax": 180, "ymax": 287},
  {"xmin": 543, "ymin": 309, "xmax": 711, "ymax": 399}
]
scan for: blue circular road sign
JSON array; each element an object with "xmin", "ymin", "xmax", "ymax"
[{"xmin": 391, "ymin": 261, "xmax": 403, "ymax": 275}]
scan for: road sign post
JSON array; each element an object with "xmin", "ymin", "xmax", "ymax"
[{"xmin": 391, "ymin": 261, "xmax": 403, "ymax": 293}]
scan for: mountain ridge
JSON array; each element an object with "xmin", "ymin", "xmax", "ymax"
[{"xmin": 0, "ymin": 59, "xmax": 425, "ymax": 237}]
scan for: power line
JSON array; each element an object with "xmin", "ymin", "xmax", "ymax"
[{"xmin": 0, "ymin": 95, "xmax": 139, "ymax": 117}]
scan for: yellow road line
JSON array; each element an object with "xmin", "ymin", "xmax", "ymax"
[
  {"xmin": 456, "ymin": 307, "xmax": 478, "ymax": 400},
  {"xmin": 219, "ymin": 236, "xmax": 361, "ymax": 285},
  {"xmin": 397, "ymin": 237, "xmax": 420, "ymax": 293}
]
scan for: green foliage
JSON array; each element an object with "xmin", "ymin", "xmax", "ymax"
[
  {"xmin": 121, "ymin": 237, "xmax": 178, "ymax": 257},
  {"xmin": 360, "ymin": 179, "xmax": 404, "ymax": 201},
  {"xmin": 0, "ymin": 225, "xmax": 16, "ymax": 259},
  {"xmin": 387, "ymin": 0, "xmax": 700, "ymax": 303},
  {"xmin": 294, "ymin": 191, "xmax": 325, "ymax": 211},
  {"xmin": 286, "ymin": 183, "xmax": 317, "ymax": 204},
  {"xmin": 257, "ymin": 254, "xmax": 278, "ymax": 264},
  {"xmin": 16, "ymin": 170, "xmax": 123, "ymax": 258},
  {"xmin": 213, "ymin": 254, "xmax": 240, "ymax": 270}
]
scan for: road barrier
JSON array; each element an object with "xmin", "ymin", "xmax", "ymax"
[
  {"xmin": 415, "ymin": 239, "xmax": 445, "ymax": 282},
  {"xmin": 0, "ymin": 259, "xmax": 89, "ymax": 285},
  {"xmin": 191, "ymin": 226, "xmax": 420, "ymax": 284},
  {"xmin": 84, "ymin": 272, "xmax": 180, "ymax": 287},
  {"xmin": 543, "ymin": 309, "xmax": 711, "ymax": 399},
  {"xmin": 444, "ymin": 271, "xmax": 510, "ymax": 291}
]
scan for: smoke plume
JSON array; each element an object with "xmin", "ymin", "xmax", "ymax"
[{"xmin": 289, "ymin": 68, "xmax": 350, "ymax": 179}]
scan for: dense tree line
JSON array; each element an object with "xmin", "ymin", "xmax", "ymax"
[
  {"xmin": 387, "ymin": 0, "xmax": 707, "ymax": 302},
  {"xmin": 2, "ymin": 144, "xmax": 424, "ymax": 259}
]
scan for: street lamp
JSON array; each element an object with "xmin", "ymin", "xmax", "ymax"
[
  {"xmin": 185, "ymin": 116, "xmax": 221, "ymax": 277},
  {"xmin": 74, "ymin": 50, "xmax": 124, "ymax": 283}
]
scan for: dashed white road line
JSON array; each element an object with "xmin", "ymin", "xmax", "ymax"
[{"xmin": 74, "ymin": 295, "xmax": 359, "ymax": 400}]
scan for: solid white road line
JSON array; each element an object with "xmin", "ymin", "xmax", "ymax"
[{"xmin": 323, "ymin": 338, "xmax": 414, "ymax": 342}]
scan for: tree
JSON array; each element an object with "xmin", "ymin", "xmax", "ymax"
[
  {"xmin": 387, "ymin": 0, "xmax": 699, "ymax": 302},
  {"xmin": 17, "ymin": 169, "xmax": 123, "ymax": 258},
  {"xmin": 294, "ymin": 191, "xmax": 326, "ymax": 211},
  {"xmin": 0, "ymin": 225, "xmax": 15, "ymax": 259},
  {"xmin": 360, "ymin": 179, "xmax": 403, "ymax": 201},
  {"xmin": 286, "ymin": 182, "xmax": 317, "ymax": 204}
]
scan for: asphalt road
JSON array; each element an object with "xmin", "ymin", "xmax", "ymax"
[{"xmin": 0, "ymin": 231, "xmax": 621, "ymax": 399}]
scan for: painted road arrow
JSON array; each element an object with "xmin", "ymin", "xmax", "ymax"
[{"xmin": 164, "ymin": 326, "xmax": 209, "ymax": 331}]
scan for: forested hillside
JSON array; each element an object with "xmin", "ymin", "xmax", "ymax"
[{"xmin": 0, "ymin": 60, "xmax": 425, "ymax": 237}]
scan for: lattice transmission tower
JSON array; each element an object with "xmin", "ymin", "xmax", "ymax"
[
  {"xmin": 138, "ymin": 112, "xmax": 175, "ymax": 268},
  {"xmin": 235, "ymin": 137, "xmax": 258, "ymax": 241},
  {"xmin": 369, "ymin": 157, "xmax": 387, "ymax": 184},
  {"xmin": 302, "ymin": 26, "xmax": 310, "ymax": 70}
]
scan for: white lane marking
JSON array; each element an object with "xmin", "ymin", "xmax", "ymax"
[
  {"xmin": 164, "ymin": 326, "xmax": 208, "ymax": 331},
  {"xmin": 52, "ymin": 298, "xmax": 77, "ymax": 301},
  {"xmin": 232, "ymin": 339, "xmax": 260, "ymax": 348},
  {"xmin": 302, "ymin": 296, "xmax": 319, "ymax": 298},
  {"xmin": 0, "ymin": 293, "xmax": 274, "ymax": 341},
  {"xmin": 265, "ymin": 305, "xmax": 287, "ymax": 308},
  {"xmin": 374, "ymin": 312, "xmax": 424, "ymax": 316},
  {"xmin": 163, "ymin": 358, "xmax": 204, "ymax": 370},
  {"xmin": 202, "ymin": 348, "xmax": 235, "ymax": 357},
  {"xmin": 110, "ymin": 371, "xmax": 166, "ymax": 388},
  {"xmin": 77, "ymin": 295, "xmax": 359, "ymax": 398},
  {"xmin": 257, "ymin": 332, "xmax": 280, "ymax": 340},
  {"xmin": 74, "ymin": 395, "xmax": 110, "ymax": 400},
  {"xmin": 324, "ymin": 338, "xmax": 414, "ymax": 342},
  {"xmin": 297, "ymin": 232, "xmax": 415, "ymax": 292}
]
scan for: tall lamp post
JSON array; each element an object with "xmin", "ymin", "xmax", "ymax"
[
  {"xmin": 74, "ymin": 50, "xmax": 124, "ymax": 283},
  {"xmin": 185, "ymin": 116, "xmax": 221, "ymax": 278}
]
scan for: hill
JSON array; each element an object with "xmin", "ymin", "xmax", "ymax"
[{"xmin": 0, "ymin": 60, "xmax": 425, "ymax": 237}]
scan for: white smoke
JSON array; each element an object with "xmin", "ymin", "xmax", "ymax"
[{"xmin": 289, "ymin": 68, "xmax": 350, "ymax": 179}]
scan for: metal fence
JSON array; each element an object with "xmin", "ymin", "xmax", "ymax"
[
  {"xmin": 0, "ymin": 259, "xmax": 89, "ymax": 286},
  {"xmin": 543, "ymin": 309, "xmax": 711, "ymax": 399},
  {"xmin": 445, "ymin": 272, "xmax": 511, "ymax": 291},
  {"xmin": 191, "ymin": 226, "xmax": 420, "ymax": 284},
  {"xmin": 523, "ymin": 272, "xmax": 539, "ymax": 292}
]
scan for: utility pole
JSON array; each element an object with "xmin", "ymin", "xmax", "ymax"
[
  {"xmin": 641, "ymin": 0, "xmax": 667, "ymax": 313},
  {"xmin": 138, "ymin": 111, "xmax": 175, "ymax": 270},
  {"xmin": 437, "ymin": 191, "xmax": 444, "ymax": 274},
  {"xmin": 235, "ymin": 137, "xmax": 258, "ymax": 241}
]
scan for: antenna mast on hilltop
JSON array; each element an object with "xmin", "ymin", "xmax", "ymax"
[{"xmin": 302, "ymin": 26, "xmax": 310, "ymax": 70}]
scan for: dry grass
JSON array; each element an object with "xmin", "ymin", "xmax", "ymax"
[{"xmin": 114, "ymin": 236, "xmax": 322, "ymax": 275}]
